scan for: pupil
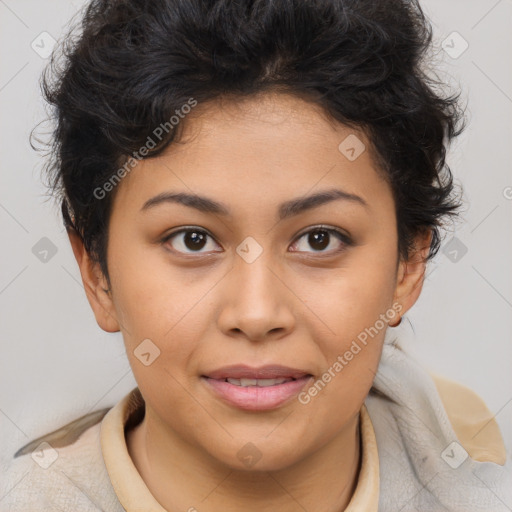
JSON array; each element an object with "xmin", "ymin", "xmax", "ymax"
[
  {"xmin": 185, "ymin": 231, "xmax": 206, "ymax": 250},
  {"xmin": 309, "ymin": 230, "xmax": 329, "ymax": 251}
]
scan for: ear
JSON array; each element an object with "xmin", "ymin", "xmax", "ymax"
[
  {"xmin": 67, "ymin": 227, "xmax": 120, "ymax": 333},
  {"xmin": 392, "ymin": 229, "xmax": 433, "ymax": 323}
]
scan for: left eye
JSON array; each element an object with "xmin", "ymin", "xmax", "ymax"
[{"xmin": 290, "ymin": 227, "xmax": 349, "ymax": 254}]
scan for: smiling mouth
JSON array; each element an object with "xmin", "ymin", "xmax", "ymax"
[
  {"xmin": 221, "ymin": 377, "xmax": 296, "ymax": 387},
  {"xmin": 201, "ymin": 365, "xmax": 313, "ymax": 410}
]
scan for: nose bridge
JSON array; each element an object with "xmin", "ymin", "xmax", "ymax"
[
  {"xmin": 218, "ymin": 242, "xmax": 295, "ymax": 340},
  {"xmin": 238, "ymin": 251, "xmax": 275, "ymax": 296},
  {"xmin": 233, "ymin": 234, "xmax": 278, "ymax": 293}
]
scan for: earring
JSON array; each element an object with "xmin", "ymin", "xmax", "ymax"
[{"xmin": 390, "ymin": 316, "xmax": 402, "ymax": 327}]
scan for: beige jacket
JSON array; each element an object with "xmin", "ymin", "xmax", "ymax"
[{"xmin": 0, "ymin": 375, "xmax": 506, "ymax": 512}]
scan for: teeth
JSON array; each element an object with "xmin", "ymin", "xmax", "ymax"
[
  {"xmin": 256, "ymin": 378, "xmax": 291, "ymax": 387},
  {"xmin": 240, "ymin": 378, "xmax": 258, "ymax": 386},
  {"xmin": 226, "ymin": 377, "xmax": 293, "ymax": 387}
]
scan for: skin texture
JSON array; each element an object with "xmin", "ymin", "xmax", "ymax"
[{"xmin": 68, "ymin": 92, "xmax": 431, "ymax": 512}]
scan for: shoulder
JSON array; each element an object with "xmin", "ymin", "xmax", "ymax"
[
  {"xmin": 430, "ymin": 373, "xmax": 507, "ymax": 465},
  {"xmin": 1, "ymin": 409, "xmax": 122, "ymax": 512}
]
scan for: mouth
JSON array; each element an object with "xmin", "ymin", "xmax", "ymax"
[
  {"xmin": 201, "ymin": 365, "xmax": 313, "ymax": 411},
  {"xmin": 220, "ymin": 377, "xmax": 297, "ymax": 387}
]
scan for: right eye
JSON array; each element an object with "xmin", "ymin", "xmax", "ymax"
[{"xmin": 162, "ymin": 228, "xmax": 223, "ymax": 255}]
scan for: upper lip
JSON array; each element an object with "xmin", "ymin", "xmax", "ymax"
[{"xmin": 203, "ymin": 365, "xmax": 311, "ymax": 380}]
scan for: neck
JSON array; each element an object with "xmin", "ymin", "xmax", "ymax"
[{"xmin": 127, "ymin": 408, "xmax": 361, "ymax": 512}]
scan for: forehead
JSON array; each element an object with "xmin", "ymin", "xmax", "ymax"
[{"xmin": 111, "ymin": 92, "xmax": 392, "ymax": 217}]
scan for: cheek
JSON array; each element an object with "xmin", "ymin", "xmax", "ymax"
[
  {"xmin": 295, "ymin": 244, "xmax": 397, "ymax": 404},
  {"xmin": 302, "ymin": 248, "xmax": 397, "ymax": 350},
  {"xmin": 108, "ymin": 237, "xmax": 201, "ymax": 337},
  {"xmin": 107, "ymin": 253, "xmax": 213, "ymax": 401},
  {"xmin": 296, "ymin": 272, "xmax": 395, "ymax": 429}
]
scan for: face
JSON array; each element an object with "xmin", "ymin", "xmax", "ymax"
[{"xmin": 76, "ymin": 92, "xmax": 426, "ymax": 472}]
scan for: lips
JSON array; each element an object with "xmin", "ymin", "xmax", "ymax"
[
  {"xmin": 202, "ymin": 365, "xmax": 313, "ymax": 410},
  {"xmin": 204, "ymin": 364, "xmax": 310, "ymax": 380}
]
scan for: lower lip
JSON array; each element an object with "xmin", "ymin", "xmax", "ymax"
[{"xmin": 202, "ymin": 376, "xmax": 313, "ymax": 411}]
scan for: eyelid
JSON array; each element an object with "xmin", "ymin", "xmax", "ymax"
[
  {"xmin": 160, "ymin": 226, "xmax": 222, "ymax": 255},
  {"xmin": 293, "ymin": 223, "xmax": 351, "ymax": 241},
  {"xmin": 162, "ymin": 226, "xmax": 215, "ymax": 240},
  {"xmin": 290, "ymin": 224, "xmax": 352, "ymax": 253}
]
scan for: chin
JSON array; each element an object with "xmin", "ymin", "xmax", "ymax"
[{"xmin": 205, "ymin": 437, "xmax": 308, "ymax": 473}]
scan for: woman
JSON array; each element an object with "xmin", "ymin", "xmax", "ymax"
[{"xmin": 5, "ymin": 0, "xmax": 510, "ymax": 510}]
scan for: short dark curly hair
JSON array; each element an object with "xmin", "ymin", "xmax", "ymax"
[{"xmin": 38, "ymin": 0, "xmax": 465, "ymax": 289}]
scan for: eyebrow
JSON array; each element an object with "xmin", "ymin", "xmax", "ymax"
[{"xmin": 140, "ymin": 188, "xmax": 368, "ymax": 221}]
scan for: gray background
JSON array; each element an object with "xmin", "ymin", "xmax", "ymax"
[{"xmin": 1, "ymin": 0, "xmax": 511, "ymax": 475}]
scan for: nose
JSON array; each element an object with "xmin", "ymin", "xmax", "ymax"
[{"xmin": 217, "ymin": 250, "xmax": 296, "ymax": 343}]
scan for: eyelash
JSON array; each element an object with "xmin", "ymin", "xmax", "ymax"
[{"xmin": 160, "ymin": 225, "xmax": 352, "ymax": 257}]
